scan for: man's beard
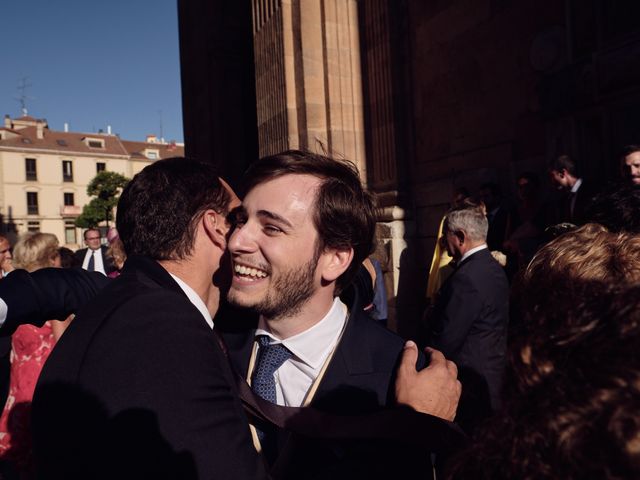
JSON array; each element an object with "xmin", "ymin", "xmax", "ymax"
[{"xmin": 228, "ymin": 249, "xmax": 320, "ymax": 321}]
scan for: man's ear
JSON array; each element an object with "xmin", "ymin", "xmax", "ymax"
[
  {"xmin": 454, "ymin": 229, "xmax": 466, "ymax": 245},
  {"xmin": 320, "ymin": 247, "xmax": 354, "ymax": 283},
  {"xmin": 202, "ymin": 210, "xmax": 228, "ymax": 250}
]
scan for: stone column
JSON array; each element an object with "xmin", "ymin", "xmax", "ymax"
[{"xmin": 252, "ymin": 0, "xmax": 366, "ymax": 177}]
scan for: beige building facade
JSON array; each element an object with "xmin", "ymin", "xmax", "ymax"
[{"xmin": 0, "ymin": 115, "xmax": 184, "ymax": 248}]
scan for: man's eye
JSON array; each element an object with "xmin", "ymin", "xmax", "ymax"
[{"xmin": 264, "ymin": 225, "xmax": 282, "ymax": 234}]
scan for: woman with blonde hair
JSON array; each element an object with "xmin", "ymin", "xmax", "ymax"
[{"xmin": 0, "ymin": 233, "xmax": 71, "ymax": 476}]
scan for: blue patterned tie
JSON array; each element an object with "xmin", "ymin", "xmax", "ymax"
[
  {"xmin": 251, "ymin": 335, "xmax": 292, "ymax": 462},
  {"xmin": 251, "ymin": 336, "xmax": 292, "ymax": 404}
]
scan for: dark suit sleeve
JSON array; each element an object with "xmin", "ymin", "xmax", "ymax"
[
  {"xmin": 0, "ymin": 268, "xmax": 109, "ymax": 335},
  {"xmin": 428, "ymin": 273, "xmax": 482, "ymax": 358}
]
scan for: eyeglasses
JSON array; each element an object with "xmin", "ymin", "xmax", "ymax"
[{"xmin": 85, "ymin": 237, "xmax": 101, "ymax": 241}]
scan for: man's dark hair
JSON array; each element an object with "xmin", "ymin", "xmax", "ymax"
[
  {"xmin": 619, "ymin": 144, "xmax": 640, "ymax": 162},
  {"xmin": 549, "ymin": 154, "xmax": 578, "ymax": 177},
  {"xmin": 241, "ymin": 150, "xmax": 376, "ymax": 294},
  {"xmin": 83, "ymin": 228, "xmax": 100, "ymax": 241},
  {"xmin": 117, "ymin": 157, "xmax": 230, "ymax": 260},
  {"xmin": 58, "ymin": 246, "xmax": 80, "ymax": 268},
  {"xmin": 585, "ymin": 182, "xmax": 640, "ymax": 234}
]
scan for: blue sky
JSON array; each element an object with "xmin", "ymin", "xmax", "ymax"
[{"xmin": 0, "ymin": 0, "xmax": 184, "ymax": 143}]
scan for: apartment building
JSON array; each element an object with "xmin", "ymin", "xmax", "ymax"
[{"xmin": 0, "ymin": 115, "xmax": 184, "ymax": 248}]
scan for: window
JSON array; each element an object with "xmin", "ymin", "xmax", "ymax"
[
  {"xmin": 25, "ymin": 158, "xmax": 37, "ymax": 181},
  {"xmin": 83, "ymin": 137, "xmax": 105, "ymax": 149},
  {"xmin": 64, "ymin": 193, "xmax": 75, "ymax": 206},
  {"xmin": 62, "ymin": 160, "xmax": 73, "ymax": 182},
  {"xmin": 56, "ymin": 139, "xmax": 68, "ymax": 147},
  {"xmin": 146, "ymin": 150, "xmax": 159, "ymax": 160},
  {"xmin": 65, "ymin": 220, "xmax": 76, "ymax": 244},
  {"xmin": 27, "ymin": 221, "xmax": 40, "ymax": 232},
  {"xmin": 27, "ymin": 192, "xmax": 39, "ymax": 215},
  {"xmin": 96, "ymin": 162, "xmax": 106, "ymax": 173}
]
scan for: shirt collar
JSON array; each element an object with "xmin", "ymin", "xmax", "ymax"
[
  {"xmin": 169, "ymin": 273, "xmax": 214, "ymax": 329},
  {"xmin": 571, "ymin": 178, "xmax": 583, "ymax": 193},
  {"xmin": 460, "ymin": 244, "xmax": 488, "ymax": 264},
  {"xmin": 255, "ymin": 297, "xmax": 348, "ymax": 370}
]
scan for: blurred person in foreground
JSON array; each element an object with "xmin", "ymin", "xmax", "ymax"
[
  {"xmin": 0, "ymin": 233, "xmax": 70, "ymax": 477},
  {"xmin": 444, "ymin": 224, "xmax": 640, "ymax": 479}
]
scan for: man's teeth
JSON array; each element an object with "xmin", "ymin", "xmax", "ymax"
[{"xmin": 235, "ymin": 265, "xmax": 268, "ymax": 278}]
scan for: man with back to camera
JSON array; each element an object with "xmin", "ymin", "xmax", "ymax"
[
  {"xmin": 221, "ymin": 150, "xmax": 448, "ymax": 479},
  {"xmin": 426, "ymin": 204, "xmax": 509, "ymax": 433},
  {"xmin": 32, "ymin": 158, "xmax": 268, "ymax": 480},
  {"xmin": 74, "ymin": 228, "xmax": 115, "ymax": 276}
]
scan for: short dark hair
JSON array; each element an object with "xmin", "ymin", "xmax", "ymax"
[
  {"xmin": 242, "ymin": 150, "xmax": 376, "ymax": 294},
  {"xmin": 116, "ymin": 157, "xmax": 230, "ymax": 260},
  {"xmin": 585, "ymin": 183, "xmax": 640, "ymax": 234},
  {"xmin": 549, "ymin": 154, "xmax": 578, "ymax": 176},
  {"xmin": 83, "ymin": 228, "xmax": 100, "ymax": 240}
]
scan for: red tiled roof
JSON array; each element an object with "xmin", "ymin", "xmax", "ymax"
[
  {"xmin": 0, "ymin": 126, "xmax": 129, "ymax": 157},
  {"xmin": 120, "ymin": 140, "xmax": 185, "ymax": 160}
]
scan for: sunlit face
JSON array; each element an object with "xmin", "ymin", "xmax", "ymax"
[
  {"xmin": 84, "ymin": 229, "xmax": 101, "ymax": 251},
  {"xmin": 227, "ymin": 174, "xmax": 323, "ymax": 320},
  {"xmin": 624, "ymin": 152, "xmax": 640, "ymax": 185},
  {"xmin": 0, "ymin": 239, "xmax": 11, "ymax": 265}
]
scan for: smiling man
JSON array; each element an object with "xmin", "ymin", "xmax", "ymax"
[{"xmin": 222, "ymin": 150, "xmax": 434, "ymax": 479}]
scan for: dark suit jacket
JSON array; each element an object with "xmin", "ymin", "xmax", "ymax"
[
  {"xmin": 32, "ymin": 256, "xmax": 266, "ymax": 480},
  {"xmin": 220, "ymin": 289, "xmax": 431, "ymax": 480},
  {"xmin": 427, "ymin": 248, "xmax": 509, "ymax": 426},
  {"xmin": 556, "ymin": 180, "xmax": 597, "ymax": 226},
  {"xmin": 74, "ymin": 245, "xmax": 116, "ymax": 275}
]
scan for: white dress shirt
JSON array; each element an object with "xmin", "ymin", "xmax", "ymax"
[
  {"xmin": 460, "ymin": 244, "xmax": 488, "ymax": 264},
  {"xmin": 81, "ymin": 248, "xmax": 107, "ymax": 276},
  {"xmin": 254, "ymin": 297, "xmax": 348, "ymax": 407},
  {"xmin": 169, "ymin": 273, "xmax": 214, "ymax": 329}
]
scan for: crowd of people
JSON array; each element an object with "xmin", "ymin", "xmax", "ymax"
[{"xmin": 0, "ymin": 146, "xmax": 635, "ymax": 479}]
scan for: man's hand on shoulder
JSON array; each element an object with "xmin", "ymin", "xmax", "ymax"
[{"xmin": 395, "ymin": 341, "xmax": 461, "ymax": 421}]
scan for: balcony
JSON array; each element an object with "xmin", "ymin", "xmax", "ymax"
[{"xmin": 60, "ymin": 205, "xmax": 82, "ymax": 217}]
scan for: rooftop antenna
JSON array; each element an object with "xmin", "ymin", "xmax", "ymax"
[
  {"xmin": 15, "ymin": 77, "xmax": 35, "ymax": 116},
  {"xmin": 158, "ymin": 109, "xmax": 164, "ymax": 143}
]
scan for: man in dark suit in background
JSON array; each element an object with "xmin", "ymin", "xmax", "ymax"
[
  {"xmin": 33, "ymin": 158, "xmax": 267, "ymax": 480},
  {"xmin": 548, "ymin": 155, "xmax": 595, "ymax": 225},
  {"xmin": 426, "ymin": 205, "xmax": 509, "ymax": 432},
  {"xmin": 74, "ymin": 228, "xmax": 115, "ymax": 276},
  {"xmin": 222, "ymin": 151, "xmax": 435, "ymax": 479}
]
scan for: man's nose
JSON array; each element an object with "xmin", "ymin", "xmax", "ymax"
[{"xmin": 228, "ymin": 222, "xmax": 257, "ymax": 254}]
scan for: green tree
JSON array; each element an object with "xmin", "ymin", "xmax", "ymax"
[{"xmin": 75, "ymin": 171, "xmax": 129, "ymax": 228}]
